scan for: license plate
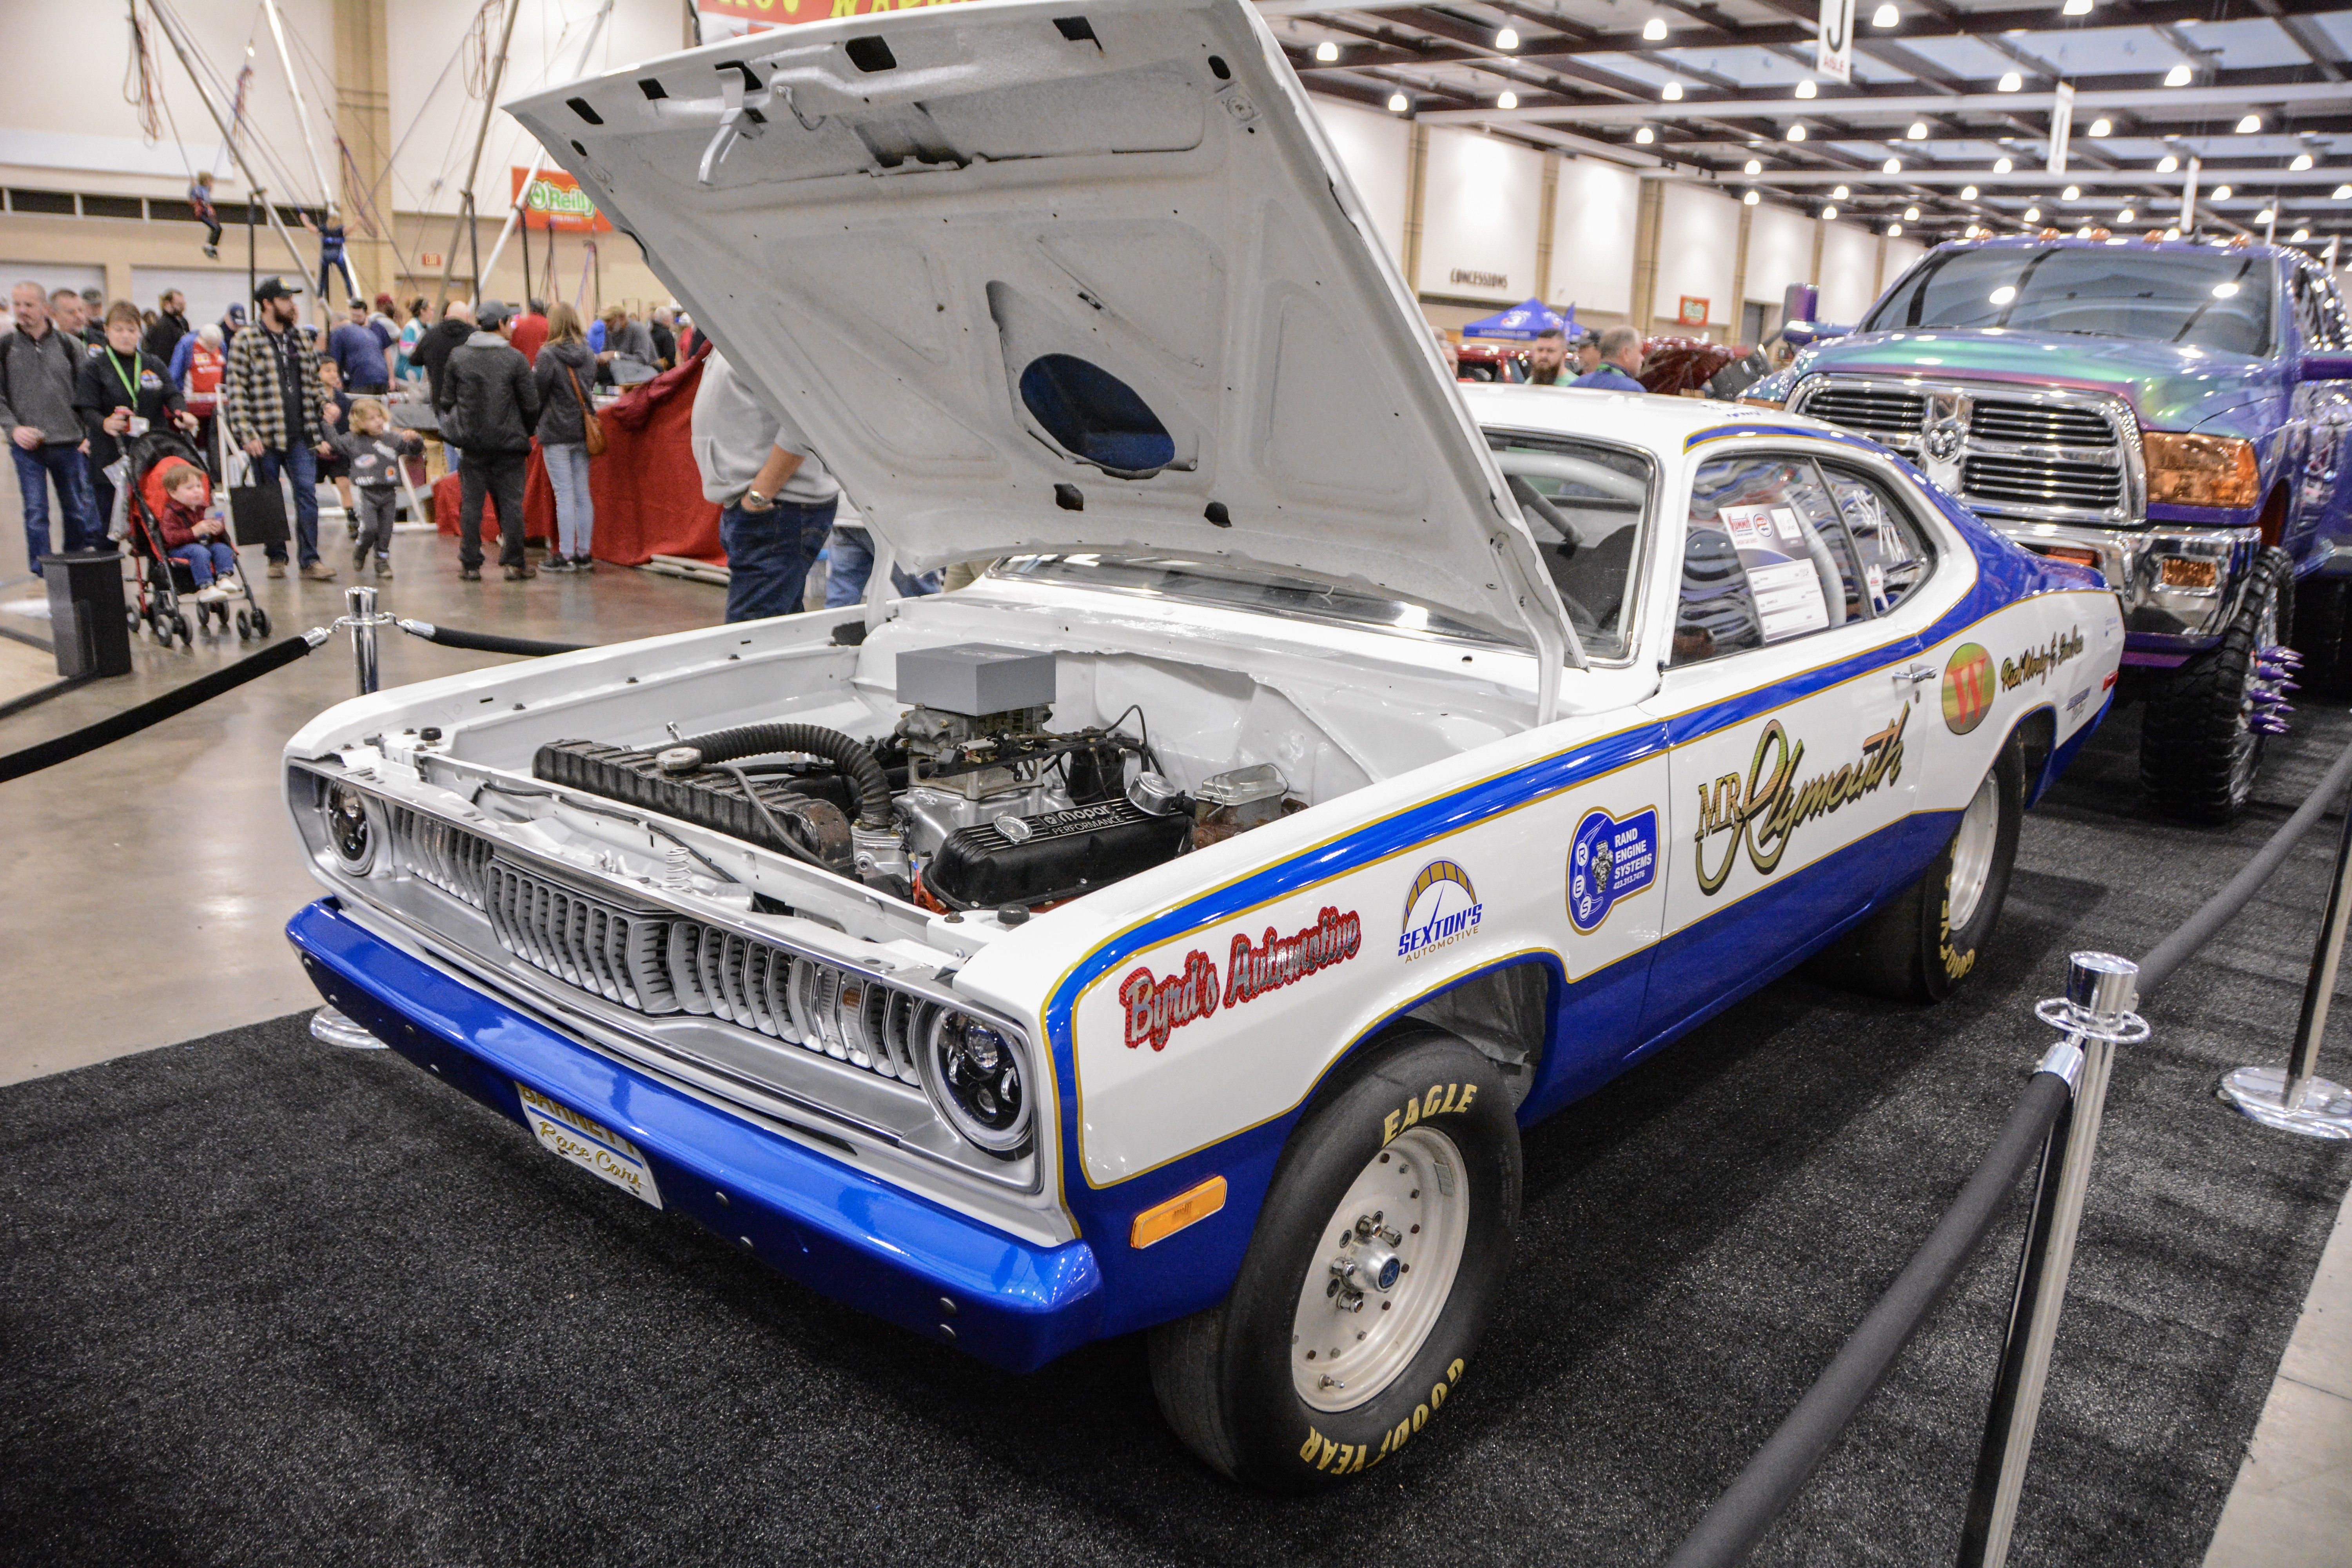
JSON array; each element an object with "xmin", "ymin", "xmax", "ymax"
[{"xmin": 516, "ymin": 1082, "xmax": 662, "ymax": 1209}]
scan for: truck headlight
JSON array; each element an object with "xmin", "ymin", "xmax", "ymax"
[
  {"xmin": 322, "ymin": 781, "xmax": 377, "ymax": 875},
  {"xmin": 2143, "ymin": 432, "xmax": 2259, "ymax": 509},
  {"xmin": 921, "ymin": 1010, "xmax": 1032, "ymax": 1157}
]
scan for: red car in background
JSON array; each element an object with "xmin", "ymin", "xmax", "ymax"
[{"xmin": 1450, "ymin": 334, "xmax": 1757, "ymax": 396}]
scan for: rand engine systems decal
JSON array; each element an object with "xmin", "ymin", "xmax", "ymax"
[
  {"xmin": 1942, "ymin": 642, "xmax": 1995, "ymax": 735},
  {"xmin": 1121, "ymin": 951, "xmax": 1219, "ymax": 1052},
  {"xmin": 1227, "ymin": 907, "xmax": 1362, "ymax": 1006},
  {"xmin": 2001, "ymin": 626, "xmax": 2086, "ymax": 692},
  {"xmin": 1399, "ymin": 861, "xmax": 1483, "ymax": 961},
  {"xmin": 1694, "ymin": 708, "xmax": 1909, "ymax": 895},
  {"xmin": 1567, "ymin": 807, "xmax": 1659, "ymax": 933}
]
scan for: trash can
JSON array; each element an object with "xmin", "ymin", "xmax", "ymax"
[{"xmin": 42, "ymin": 552, "xmax": 132, "ymax": 680}]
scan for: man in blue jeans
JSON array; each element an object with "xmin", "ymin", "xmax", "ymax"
[
  {"xmin": 0, "ymin": 281, "xmax": 102, "ymax": 574},
  {"xmin": 690, "ymin": 351, "xmax": 839, "ymax": 622},
  {"xmin": 221, "ymin": 277, "xmax": 340, "ymax": 579}
]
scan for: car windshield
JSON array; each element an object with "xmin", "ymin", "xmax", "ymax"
[{"xmin": 1864, "ymin": 245, "xmax": 2275, "ymax": 356}]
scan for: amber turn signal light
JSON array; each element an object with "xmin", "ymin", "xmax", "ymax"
[
  {"xmin": 2033, "ymin": 544, "xmax": 2103, "ymax": 572},
  {"xmin": 1130, "ymin": 1175, "xmax": 1227, "ymax": 1249},
  {"xmin": 2159, "ymin": 556, "xmax": 2221, "ymax": 590},
  {"xmin": 2143, "ymin": 432, "xmax": 2259, "ymax": 509}
]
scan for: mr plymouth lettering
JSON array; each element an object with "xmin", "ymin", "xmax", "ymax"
[{"xmin": 1694, "ymin": 707, "xmax": 1909, "ymax": 896}]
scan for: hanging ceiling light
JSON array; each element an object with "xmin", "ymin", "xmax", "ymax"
[
  {"xmin": 1314, "ymin": 40, "xmax": 1339, "ymax": 62},
  {"xmin": 1745, "ymin": 158, "xmax": 1762, "ymax": 174},
  {"xmin": 2024, "ymin": 205, "xmax": 2042, "ymax": 221},
  {"xmin": 2062, "ymin": 184, "xmax": 2080, "ymax": 200},
  {"xmin": 2118, "ymin": 207, "xmax": 2135, "ymax": 222},
  {"xmin": 2336, "ymin": 184, "xmax": 2352, "ymax": 200},
  {"xmin": 1904, "ymin": 204, "xmax": 1920, "ymax": 221},
  {"xmin": 1961, "ymin": 184, "xmax": 1979, "ymax": 200},
  {"xmin": 1642, "ymin": 16, "xmax": 1668, "ymax": 40},
  {"xmin": 1495, "ymin": 26, "xmax": 1519, "ymax": 50},
  {"xmin": 1994, "ymin": 156, "xmax": 2014, "ymax": 173},
  {"xmin": 1998, "ymin": 71, "xmax": 2023, "ymax": 93},
  {"xmin": 1884, "ymin": 157, "xmax": 1903, "ymax": 172},
  {"xmin": 2293, "ymin": 227, "xmax": 2310, "ymax": 241},
  {"xmin": 2089, "ymin": 118, "xmax": 2112, "ymax": 137},
  {"xmin": 2164, "ymin": 226, "xmax": 2181, "ymax": 239},
  {"xmin": 2236, "ymin": 114, "xmax": 2261, "ymax": 133},
  {"xmin": 1788, "ymin": 124, "xmax": 1808, "ymax": 141},
  {"xmin": 1833, "ymin": 183, "xmax": 1850, "ymax": 198},
  {"xmin": 2290, "ymin": 152, "xmax": 2314, "ymax": 171},
  {"xmin": 1795, "ymin": 79, "xmax": 1818, "ymax": 99},
  {"xmin": 2062, "ymin": 0, "xmax": 2092, "ymax": 14},
  {"xmin": 2164, "ymin": 64, "xmax": 2192, "ymax": 87},
  {"xmin": 2157, "ymin": 154, "xmax": 2179, "ymax": 173},
  {"xmin": 1873, "ymin": 3, "xmax": 1899, "ymax": 25},
  {"xmin": 1635, "ymin": 126, "xmax": 1655, "ymax": 144},
  {"xmin": 1662, "ymin": 82, "xmax": 1683, "ymax": 100},
  {"xmin": 1388, "ymin": 91, "xmax": 1409, "ymax": 112},
  {"xmin": 1497, "ymin": 90, "xmax": 1518, "ymax": 109},
  {"xmin": 1822, "ymin": 204, "xmax": 1838, "ymax": 220},
  {"xmin": 1908, "ymin": 121, "xmax": 1929, "ymax": 139},
  {"xmin": 2212, "ymin": 183, "xmax": 2233, "ymax": 200},
  {"xmin": 1744, "ymin": 189, "xmax": 1760, "ymax": 205},
  {"xmin": 1889, "ymin": 221, "xmax": 1904, "ymax": 235},
  {"xmin": 2256, "ymin": 207, "xmax": 2274, "ymax": 223}
]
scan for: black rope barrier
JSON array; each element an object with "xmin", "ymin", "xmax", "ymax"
[
  {"xmin": 394, "ymin": 618, "xmax": 588, "ymax": 657},
  {"xmin": 1662, "ymin": 1072, "xmax": 2074, "ymax": 1568},
  {"xmin": 0, "ymin": 632, "xmax": 325, "ymax": 785}
]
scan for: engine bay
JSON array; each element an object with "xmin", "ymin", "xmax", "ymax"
[{"xmin": 530, "ymin": 644, "xmax": 1303, "ymax": 916}]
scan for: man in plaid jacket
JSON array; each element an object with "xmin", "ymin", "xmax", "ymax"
[{"xmin": 222, "ymin": 276, "xmax": 339, "ymax": 579}]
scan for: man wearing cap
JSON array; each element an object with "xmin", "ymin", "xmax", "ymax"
[
  {"xmin": 434, "ymin": 299, "xmax": 541, "ymax": 581},
  {"xmin": 222, "ymin": 276, "xmax": 341, "ymax": 579},
  {"xmin": 1572, "ymin": 325, "xmax": 1649, "ymax": 393}
]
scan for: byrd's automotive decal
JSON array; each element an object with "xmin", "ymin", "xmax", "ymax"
[
  {"xmin": 1695, "ymin": 708, "xmax": 1909, "ymax": 895},
  {"xmin": 1227, "ymin": 907, "xmax": 1361, "ymax": 1005},
  {"xmin": 1942, "ymin": 642, "xmax": 1996, "ymax": 735},
  {"xmin": 1120, "ymin": 951, "xmax": 1219, "ymax": 1052},
  {"xmin": 1567, "ymin": 807, "xmax": 1659, "ymax": 933},
  {"xmin": 2001, "ymin": 626, "xmax": 2085, "ymax": 692},
  {"xmin": 1399, "ymin": 861, "xmax": 1483, "ymax": 961}
]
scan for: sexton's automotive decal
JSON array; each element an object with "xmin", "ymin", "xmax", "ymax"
[
  {"xmin": 1566, "ymin": 807, "xmax": 1659, "ymax": 933},
  {"xmin": 1399, "ymin": 861, "xmax": 1483, "ymax": 961},
  {"xmin": 1942, "ymin": 642, "xmax": 1996, "ymax": 735},
  {"xmin": 1118, "ymin": 908, "xmax": 1365, "ymax": 1051},
  {"xmin": 1694, "ymin": 708, "xmax": 1909, "ymax": 895},
  {"xmin": 2001, "ymin": 626, "xmax": 2085, "ymax": 692}
]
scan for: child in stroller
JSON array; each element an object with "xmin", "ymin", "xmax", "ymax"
[
  {"xmin": 121, "ymin": 431, "xmax": 270, "ymax": 645},
  {"xmin": 155, "ymin": 460, "xmax": 242, "ymax": 602}
]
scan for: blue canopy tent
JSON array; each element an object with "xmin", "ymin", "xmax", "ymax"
[{"xmin": 1461, "ymin": 298, "xmax": 1575, "ymax": 340}]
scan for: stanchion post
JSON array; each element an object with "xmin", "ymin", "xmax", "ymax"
[
  {"xmin": 345, "ymin": 585, "xmax": 381, "ymax": 695},
  {"xmin": 1957, "ymin": 953, "xmax": 2147, "ymax": 1568},
  {"xmin": 2219, "ymin": 775, "xmax": 2352, "ymax": 1137}
]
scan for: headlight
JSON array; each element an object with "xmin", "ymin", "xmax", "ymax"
[
  {"xmin": 322, "ymin": 781, "xmax": 376, "ymax": 875},
  {"xmin": 2143, "ymin": 432, "xmax": 2259, "ymax": 509},
  {"xmin": 921, "ymin": 1009, "xmax": 1032, "ymax": 1157}
]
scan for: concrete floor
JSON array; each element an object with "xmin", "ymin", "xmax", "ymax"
[{"xmin": 2, "ymin": 466, "xmax": 2348, "ymax": 1561}]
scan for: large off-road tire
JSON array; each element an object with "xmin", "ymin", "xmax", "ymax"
[
  {"xmin": 2294, "ymin": 574, "xmax": 2352, "ymax": 699},
  {"xmin": 1812, "ymin": 735, "xmax": 2025, "ymax": 1003},
  {"xmin": 1148, "ymin": 1028, "xmax": 1520, "ymax": 1491},
  {"xmin": 2139, "ymin": 547, "xmax": 2293, "ymax": 823}
]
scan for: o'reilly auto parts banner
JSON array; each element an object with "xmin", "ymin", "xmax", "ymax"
[{"xmin": 697, "ymin": 0, "xmax": 985, "ymax": 38}]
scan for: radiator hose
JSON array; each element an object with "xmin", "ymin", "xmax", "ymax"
[{"xmin": 658, "ymin": 722, "xmax": 893, "ymax": 830}]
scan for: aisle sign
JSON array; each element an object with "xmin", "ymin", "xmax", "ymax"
[
  {"xmin": 511, "ymin": 167, "xmax": 612, "ymax": 233},
  {"xmin": 1816, "ymin": 0, "xmax": 1855, "ymax": 84}
]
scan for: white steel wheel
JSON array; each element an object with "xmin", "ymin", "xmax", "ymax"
[
  {"xmin": 1290, "ymin": 1125, "xmax": 1471, "ymax": 1413},
  {"xmin": 1946, "ymin": 771, "xmax": 2002, "ymax": 932}
]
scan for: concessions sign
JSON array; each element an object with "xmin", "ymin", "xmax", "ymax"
[
  {"xmin": 511, "ymin": 167, "xmax": 611, "ymax": 232},
  {"xmin": 697, "ymin": 0, "xmax": 985, "ymax": 36}
]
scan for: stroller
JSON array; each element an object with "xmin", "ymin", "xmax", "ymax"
[{"xmin": 119, "ymin": 432, "xmax": 271, "ymax": 646}]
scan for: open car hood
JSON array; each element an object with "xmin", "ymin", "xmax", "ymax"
[{"xmin": 506, "ymin": 0, "xmax": 1569, "ymax": 655}]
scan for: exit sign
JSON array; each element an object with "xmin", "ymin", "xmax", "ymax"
[{"xmin": 419, "ymin": 252, "xmax": 443, "ymax": 268}]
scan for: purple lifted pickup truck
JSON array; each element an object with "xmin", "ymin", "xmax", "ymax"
[{"xmin": 1744, "ymin": 235, "xmax": 2352, "ymax": 820}]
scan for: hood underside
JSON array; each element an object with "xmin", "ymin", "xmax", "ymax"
[{"xmin": 507, "ymin": 0, "xmax": 1568, "ymax": 648}]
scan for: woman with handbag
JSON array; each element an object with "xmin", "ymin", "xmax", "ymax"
[{"xmin": 532, "ymin": 302, "xmax": 604, "ymax": 572}]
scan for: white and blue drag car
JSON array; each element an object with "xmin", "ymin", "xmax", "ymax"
[{"xmin": 282, "ymin": 0, "xmax": 2123, "ymax": 1490}]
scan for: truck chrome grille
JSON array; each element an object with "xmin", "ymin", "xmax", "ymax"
[{"xmin": 1794, "ymin": 375, "xmax": 2140, "ymax": 526}]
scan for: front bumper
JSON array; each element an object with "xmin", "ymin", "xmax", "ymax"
[
  {"xmin": 287, "ymin": 897, "xmax": 1105, "ymax": 1372},
  {"xmin": 1997, "ymin": 519, "xmax": 2260, "ymax": 660}
]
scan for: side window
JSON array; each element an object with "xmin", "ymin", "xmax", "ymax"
[
  {"xmin": 2292, "ymin": 269, "xmax": 2332, "ymax": 352},
  {"xmin": 1672, "ymin": 455, "xmax": 1934, "ymax": 667}
]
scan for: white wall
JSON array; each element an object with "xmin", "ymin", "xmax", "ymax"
[
  {"xmin": 1653, "ymin": 183, "xmax": 1740, "ymax": 331},
  {"xmin": 1818, "ymin": 222, "xmax": 1882, "ymax": 323},
  {"xmin": 1882, "ymin": 236, "xmax": 1929, "ymax": 291},
  {"xmin": 1312, "ymin": 98, "xmax": 1409, "ymax": 269},
  {"xmin": 1744, "ymin": 203, "xmax": 1815, "ymax": 320},
  {"xmin": 0, "ymin": 261, "xmax": 104, "ymax": 302},
  {"xmin": 131, "ymin": 266, "xmax": 256, "ymax": 330},
  {"xmin": 1416, "ymin": 128, "xmax": 1544, "ymax": 303},
  {"xmin": 1549, "ymin": 157, "xmax": 1637, "ymax": 315}
]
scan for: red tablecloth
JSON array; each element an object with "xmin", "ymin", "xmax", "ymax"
[{"xmin": 432, "ymin": 351, "xmax": 721, "ymax": 564}]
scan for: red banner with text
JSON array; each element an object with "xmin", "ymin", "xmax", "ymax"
[
  {"xmin": 511, "ymin": 167, "xmax": 612, "ymax": 233},
  {"xmin": 697, "ymin": 0, "xmax": 984, "ymax": 36}
]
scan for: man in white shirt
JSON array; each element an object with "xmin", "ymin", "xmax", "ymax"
[{"xmin": 690, "ymin": 350, "xmax": 839, "ymax": 622}]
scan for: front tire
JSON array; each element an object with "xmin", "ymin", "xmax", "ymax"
[
  {"xmin": 2139, "ymin": 547, "xmax": 2292, "ymax": 823},
  {"xmin": 1812, "ymin": 735, "xmax": 2024, "ymax": 1002},
  {"xmin": 1148, "ymin": 1028, "xmax": 1520, "ymax": 1490}
]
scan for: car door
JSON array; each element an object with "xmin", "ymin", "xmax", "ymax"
[{"xmin": 1632, "ymin": 446, "xmax": 1946, "ymax": 1051}]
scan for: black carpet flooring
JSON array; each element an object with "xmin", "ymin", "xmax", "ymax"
[{"xmin": 8, "ymin": 707, "xmax": 2352, "ymax": 1567}]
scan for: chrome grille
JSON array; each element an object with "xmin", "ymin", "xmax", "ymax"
[
  {"xmin": 1969, "ymin": 399, "xmax": 2116, "ymax": 448},
  {"xmin": 1961, "ymin": 454, "xmax": 2125, "ymax": 510},
  {"xmin": 386, "ymin": 805, "xmax": 495, "ymax": 907},
  {"xmin": 483, "ymin": 860, "xmax": 676, "ymax": 1012},
  {"xmin": 1800, "ymin": 385, "xmax": 1925, "ymax": 441}
]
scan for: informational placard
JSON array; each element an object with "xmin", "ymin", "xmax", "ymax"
[
  {"xmin": 1678, "ymin": 295, "xmax": 1710, "ymax": 327},
  {"xmin": 1720, "ymin": 504, "xmax": 1829, "ymax": 642},
  {"xmin": 1816, "ymin": 0, "xmax": 1855, "ymax": 85}
]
